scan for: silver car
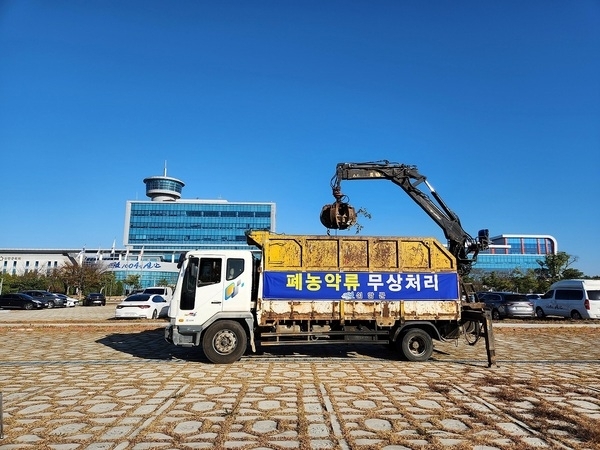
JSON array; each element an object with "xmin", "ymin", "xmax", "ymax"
[{"xmin": 477, "ymin": 292, "xmax": 535, "ymax": 320}]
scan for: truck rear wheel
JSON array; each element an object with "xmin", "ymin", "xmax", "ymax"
[
  {"xmin": 399, "ymin": 328, "xmax": 433, "ymax": 362},
  {"xmin": 202, "ymin": 320, "xmax": 247, "ymax": 364}
]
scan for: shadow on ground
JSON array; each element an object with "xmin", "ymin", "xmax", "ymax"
[
  {"xmin": 96, "ymin": 328, "xmax": 209, "ymax": 362},
  {"xmin": 95, "ymin": 328, "xmax": 425, "ymax": 363}
]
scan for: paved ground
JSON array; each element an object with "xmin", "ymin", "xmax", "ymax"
[{"xmin": 0, "ymin": 306, "xmax": 599, "ymax": 449}]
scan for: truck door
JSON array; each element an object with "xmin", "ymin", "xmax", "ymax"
[{"xmin": 180, "ymin": 256, "xmax": 224, "ymax": 321}]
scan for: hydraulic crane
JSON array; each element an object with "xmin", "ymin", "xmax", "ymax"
[
  {"xmin": 320, "ymin": 160, "xmax": 496, "ymax": 366},
  {"xmin": 320, "ymin": 160, "xmax": 490, "ymax": 276}
]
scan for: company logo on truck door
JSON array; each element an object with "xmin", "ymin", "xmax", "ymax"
[
  {"xmin": 225, "ymin": 280, "xmax": 243, "ymax": 300},
  {"xmin": 263, "ymin": 272, "xmax": 458, "ymax": 300}
]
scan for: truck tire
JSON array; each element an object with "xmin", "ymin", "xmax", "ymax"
[
  {"xmin": 202, "ymin": 320, "xmax": 247, "ymax": 364},
  {"xmin": 399, "ymin": 328, "xmax": 433, "ymax": 362}
]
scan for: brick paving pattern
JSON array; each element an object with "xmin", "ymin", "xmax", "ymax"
[{"xmin": 0, "ymin": 306, "xmax": 599, "ymax": 449}]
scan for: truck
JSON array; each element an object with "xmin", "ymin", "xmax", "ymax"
[{"xmin": 165, "ymin": 160, "xmax": 496, "ymax": 365}]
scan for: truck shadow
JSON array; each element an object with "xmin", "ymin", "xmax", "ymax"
[
  {"xmin": 96, "ymin": 328, "xmax": 417, "ymax": 363},
  {"xmin": 252, "ymin": 343, "xmax": 403, "ymax": 361},
  {"xmin": 96, "ymin": 328, "xmax": 210, "ymax": 363}
]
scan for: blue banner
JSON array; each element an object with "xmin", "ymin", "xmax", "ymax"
[{"xmin": 263, "ymin": 271, "xmax": 459, "ymax": 301}]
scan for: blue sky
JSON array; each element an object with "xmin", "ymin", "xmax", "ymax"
[{"xmin": 1, "ymin": 1, "xmax": 599, "ymax": 276}]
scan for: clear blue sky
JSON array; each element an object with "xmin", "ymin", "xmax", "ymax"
[{"xmin": 1, "ymin": 1, "xmax": 599, "ymax": 276}]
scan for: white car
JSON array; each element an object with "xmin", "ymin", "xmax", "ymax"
[
  {"xmin": 115, "ymin": 293, "xmax": 170, "ymax": 319},
  {"xmin": 64, "ymin": 297, "xmax": 79, "ymax": 307},
  {"xmin": 54, "ymin": 293, "xmax": 79, "ymax": 307}
]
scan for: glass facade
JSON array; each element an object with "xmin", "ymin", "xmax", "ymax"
[
  {"xmin": 144, "ymin": 178, "xmax": 183, "ymax": 196},
  {"xmin": 110, "ymin": 195, "xmax": 275, "ymax": 289},
  {"xmin": 125, "ymin": 200, "xmax": 274, "ymax": 252},
  {"xmin": 474, "ymin": 234, "xmax": 557, "ymax": 273}
]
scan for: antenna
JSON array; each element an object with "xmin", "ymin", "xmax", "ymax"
[{"xmin": 164, "ymin": 160, "xmax": 167, "ymax": 177}]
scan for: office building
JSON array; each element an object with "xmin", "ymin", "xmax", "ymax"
[{"xmin": 474, "ymin": 234, "xmax": 557, "ymax": 273}]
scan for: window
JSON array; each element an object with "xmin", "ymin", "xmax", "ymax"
[
  {"xmin": 199, "ymin": 258, "xmax": 222, "ymax": 285},
  {"xmin": 555, "ymin": 289, "xmax": 584, "ymax": 301},
  {"xmin": 226, "ymin": 258, "xmax": 244, "ymax": 280},
  {"xmin": 588, "ymin": 290, "xmax": 600, "ymax": 301}
]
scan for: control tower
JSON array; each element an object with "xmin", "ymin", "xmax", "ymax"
[{"xmin": 143, "ymin": 166, "xmax": 185, "ymax": 202}]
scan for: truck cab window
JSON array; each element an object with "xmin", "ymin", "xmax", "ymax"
[
  {"xmin": 198, "ymin": 258, "xmax": 222, "ymax": 286},
  {"xmin": 226, "ymin": 258, "xmax": 244, "ymax": 280}
]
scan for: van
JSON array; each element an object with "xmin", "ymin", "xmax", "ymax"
[
  {"xmin": 142, "ymin": 286, "xmax": 173, "ymax": 302},
  {"xmin": 535, "ymin": 279, "xmax": 600, "ymax": 319}
]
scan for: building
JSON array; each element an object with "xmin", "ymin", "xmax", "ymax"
[
  {"xmin": 0, "ymin": 170, "xmax": 275, "ymax": 292},
  {"xmin": 474, "ymin": 234, "xmax": 557, "ymax": 273},
  {"xmin": 126, "ymin": 172, "xmax": 274, "ymax": 253}
]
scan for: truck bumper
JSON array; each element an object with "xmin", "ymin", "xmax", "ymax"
[{"xmin": 165, "ymin": 324, "xmax": 203, "ymax": 347}]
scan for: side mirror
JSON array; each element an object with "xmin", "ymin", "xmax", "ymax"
[
  {"xmin": 177, "ymin": 252, "xmax": 186, "ymax": 269},
  {"xmin": 478, "ymin": 229, "xmax": 490, "ymax": 248}
]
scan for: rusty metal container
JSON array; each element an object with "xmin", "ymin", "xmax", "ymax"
[{"xmin": 246, "ymin": 231, "xmax": 460, "ymax": 325}]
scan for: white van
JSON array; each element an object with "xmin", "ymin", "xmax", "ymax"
[
  {"xmin": 142, "ymin": 286, "xmax": 173, "ymax": 302},
  {"xmin": 535, "ymin": 279, "xmax": 600, "ymax": 319}
]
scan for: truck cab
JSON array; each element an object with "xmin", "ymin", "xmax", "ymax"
[{"xmin": 166, "ymin": 250, "xmax": 257, "ymax": 362}]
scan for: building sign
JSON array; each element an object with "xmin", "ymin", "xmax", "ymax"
[
  {"xmin": 107, "ymin": 261, "xmax": 165, "ymax": 270},
  {"xmin": 263, "ymin": 271, "xmax": 459, "ymax": 301},
  {"xmin": 0, "ymin": 256, "xmax": 21, "ymax": 261}
]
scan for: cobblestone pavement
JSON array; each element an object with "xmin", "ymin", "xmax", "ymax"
[{"xmin": 0, "ymin": 306, "xmax": 599, "ymax": 449}]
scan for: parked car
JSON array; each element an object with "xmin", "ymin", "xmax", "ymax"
[
  {"xmin": 20, "ymin": 290, "xmax": 66, "ymax": 308},
  {"xmin": 54, "ymin": 293, "xmax": 79, "ymax": 307},
  {"xmin": 83, "ymin": 292, "xmax": 106, "ymax": 306},
  {"xmin": 114, "ymin": 293, "xmax": 169, "ymax": 319},
  {"xmin": 535, "ymin": 279, "xmax": 600, "ymax": 319},
  {"xmin": 0, "ymin": 293, "xmax": 45, "ymax": 310},
  {"xmin": 477, "ymin": 292, "xmax": 535, "ymax": 320}
]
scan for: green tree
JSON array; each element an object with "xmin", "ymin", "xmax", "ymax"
[
  {"xmin": 537, "ymin": 251, "xmax": 580, "ymax": 283},
  {"xmin": 470, "ymin": 268, "xmax": 550, "ymax": 294},
  {"xmin": 123, "ymin": 274, "xmax": 141, "ymax": 293},
  {"xmin": 157, "ymin": 278, "xmax": 172, "ymax": 287},
  {"xmin": 4, "ymin": 269, "xmax": 47, "ymax": 292},
  {"xmin": 99, "ymin": 271, "xmax": 117, "ymax": 296},
  {"xmin": 561, "ymin": 267, "xmax": 585, "ymax": 280}
]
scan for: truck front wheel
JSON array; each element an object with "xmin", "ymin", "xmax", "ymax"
[
  {"xmin": 202, "ymin": 320, "xmax": 247, "ymax": 364},
  {"xmin": 399, "ymin": 328, "xmax": 433, "ymax": 362}
]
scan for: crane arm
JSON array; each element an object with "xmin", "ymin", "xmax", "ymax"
[{"xmin": 320, "ymin": 160, "xmax": 489, "ymax": 275}]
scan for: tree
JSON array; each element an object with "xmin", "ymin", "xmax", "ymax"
[
  {"xmin": 561, "ymin": 267, "xmax": 585, "ymax": 280},
  {"xmin": 55, "ymin": 261, "xmax": 109, "ymax": 296},
  {"xmin": 469, "ymin": 267, "xmax": 551, "ymax": 294},
  {"xmin": 157, "ymin": 277, "xmax": 172, "ymax": 287},
  {"xmin": 537, "ymin": 251, "xmax": 580, "ymax": 283},
  {"xmin": 123, "ymin": 274, "xmax": 141, "ymax": 294}
]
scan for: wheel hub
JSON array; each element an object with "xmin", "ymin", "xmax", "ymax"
[{"xmin": 213, "ymin": 330, "xmax": 237, "ymax": 354}]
